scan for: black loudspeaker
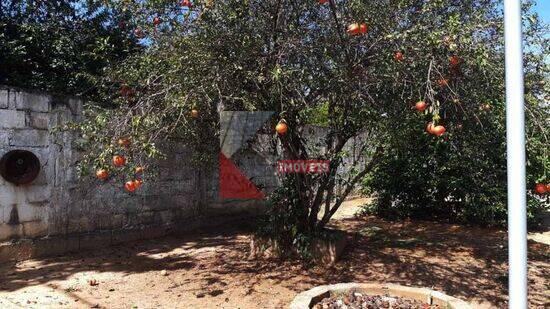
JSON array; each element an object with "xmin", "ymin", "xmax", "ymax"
[{"xmin": 0, "ymin": 150, "xmax": 41, "ymax": 185}]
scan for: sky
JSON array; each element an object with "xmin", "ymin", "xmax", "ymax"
[{"xmin": 534, "ymin": 0, "xmax": 550, "ymax": 23}]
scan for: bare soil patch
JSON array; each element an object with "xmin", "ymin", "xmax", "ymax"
[{"xmin": 0, "ymin": 206, "xmax": 548, "ymax": 308}]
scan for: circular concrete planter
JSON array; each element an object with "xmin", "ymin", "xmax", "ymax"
[{"xmin": 290, "ymin": 283, "xmax": 472, "ymax": 309}]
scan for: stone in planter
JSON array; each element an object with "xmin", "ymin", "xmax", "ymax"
[
  {"xmin": 249, "ymin": 229, "xmax": 347, "ymax": 264},
  {"xmin": 290, "ymin": 283, "xmax": 472, "ymax": 309}
]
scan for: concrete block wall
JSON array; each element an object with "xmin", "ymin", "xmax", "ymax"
[
  {"xmin": 0, "ymin": 86, "xmax": 367, "ymax": 261},
  {"xmin": 0, "ymin": 86, "xmax": 263, "ymax": 259}
]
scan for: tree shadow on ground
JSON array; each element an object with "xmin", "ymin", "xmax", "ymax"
[
  {"xmin": 0, "ymin": 217, "xmax": 547, "ymax": 308},
  {"xmin": 0, "ymin": 224, "xmax": 254, "ymax": 293},
  {"xmin": 198, "ymin": 216, "xmax": 549, "ymax": 308}
]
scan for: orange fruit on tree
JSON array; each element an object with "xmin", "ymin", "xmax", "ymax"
[
  {"xmin": 134, "ymin": 179, "xmax": 144, "ymax": 188},
  {"xmin": 96, "ymin": 169, "xmax": 109, "ymax": 181},
  {"xmin": 432, "ymin": 125, "xmax": 446, "ymax": 137},
  {"xmin": 120, "ymin": 85, "xmax": 133, "ymax": 98},
  {"xmin": 125, "ymin": 180, "xmax": 137, "ymax": 192},
  {"xmin": 181, "ymin": 0, "xmax": 192, "ymax": 7},
  {"xmin": 415, "ymin": 101, "xmax": 427, "ymax": 112},
  {"xmin": 437, "ymin": 78, "xmax": 449, "ymax": 88},
  {"xmin": 275, "ymin": 122, "xmax": 288, "ymax": 135},
  {"xmin": 112, "ymin": 155, "xmax": 126, "ymax": 167},
  {"xmin": 191, "ymin": 109, "xmax": 199, "ymax": 118},
  {"xmin": 449, "ymin": 55, "xmax": 461, "ymax": 67},
  {"xmin": 534, "ymin": 183, "xmax": 546, "ymax": 195},
  {"xmin": 394, "ymin": 52, "xmax": 404, "ymax": 62},
  {"xmin": 118, "ymin": 137, "xmax": 131, "ymax": 148},
  {"xmin": 546, "ymin": 184, "xmax": 550, "ymax": 193},
  {"xmin": 426, "ymin": 122, "xmax": 436, "ymax": 134},
  {"xmin": 153, "ymin": 17, "xmax": 161, "ymax": 26},
  {"xmin": 135, "ymin": 166, "xmax": 145, "ymax": 173},
  {"xmin": 319, "ymin": 0, "xmax": 328, "ymax": 4}
]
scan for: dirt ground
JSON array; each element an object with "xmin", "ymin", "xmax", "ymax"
[{"xmin": 0, "ymin": 199, "xmax": 548, "ymax": 309}]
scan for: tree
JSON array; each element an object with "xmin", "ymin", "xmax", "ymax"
[
  {"xmin": 360, "ymin": 1, "xmax": 549, "ymax": 227},
  {"xmin": 0, "ymin": 0, "xmax": 141, "ymax": 99},
  {"xmin": 73, "ymin": 0, "xmax": 548, "ymax": 246}
]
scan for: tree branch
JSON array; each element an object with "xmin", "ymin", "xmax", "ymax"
[{"xmin": 319, "ymin": 145, "xmax": 384, "ymax": 227}]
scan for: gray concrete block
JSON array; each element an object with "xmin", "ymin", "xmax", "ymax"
[
  {"xmin": 0, "ymin": 132, "xmax": 9, "ymax": 146},
  {"xmin": 99, "ymin": 213, "xmax": 119, "ymax": 231},
  {"xmin": 0, "ymin": 223, "xmax": 23, "ymax": 241},
  {"xmin": 13, "ymin": 201, "xmax": 47, "ymax": 223},
  {"xmin": 66, "ymin": 98, "xmax": 83, "ymax": 116},
  {"xmin": 141, "ymin": 224, "xmax": 171, "ymax": 239},
  {"xmin": 78, "ymin": 217, "xmax": 94, "ymax": 233},
  {"xmin": 67, "ymin": 218, "xmax": 82, "ymax": 234},
  {"xmin": 22, "ymin": 220, "xmax": 48, "ymax": 238},
  {"xmin": 64, "ymin": 166, "xmax": 78, "ymax": 184},
  {"xmin": 33, "ymin": 236, "xmax": 80, "ymax": 258},
  {"xmin": 26, "ymin": 112, "xmax": 50, "ymax": 129},
  {"xmin": 30, "ymin": 169, "xmax": 49, "ymax": 186},
  {"xmin": 0, "ymin": 185, "xmax": 20, "ymax": 208},
  {"xmin": 155, "ymin": 209, "xmax": 175, "ymax": 224},
  {"xmin": 15, "ymin": 92, "xmax": 51, "ymax": 112},
  {"xmin": 0, "ymin": 203, "xmax": 10, "ymax": 223},
  {"xmin": 0, "ymin": 109, "xmax": 26, "ymax": 128},
  {"xmin": 0, "ymin": 90, "xmax": 9, "ymax": 109},
  {"xmin": 140, "ymin": 195, "xmax": 168, "ymax": 211},
  {"xmin": 78, "ymin": 230, "xmax": 112, "ymax": 251},
  {"xmin": 111, "ymin": 214, "xmax": 124, "ymax": 230},
  {"xmin": 25, "ymin": 185, "xmax": 51, "ymax": 204},
  {"xmin": 122, "ymin": 212, "xmax": 140, "ymax": 227},
  {"xmin": 135, "ymin": 211, "xmax": 154, "ymax": 225},
  {"xmin": 157, "ymin": 166, "xmax": 196, "ymax": 181},
  {"xmin": 113, "ymin": 197, "xmax": 143, "ymax": 214},
  {"xmin": 9, "ymin": 129, "xmax": 49, "ymax": 147},
  {"xmin": 111, "ymin": 228, "xmax": 142, "ymax": 245},
  {"xmin": 53, "ymin": 155, "xmax": 71, "ymax": 188}
]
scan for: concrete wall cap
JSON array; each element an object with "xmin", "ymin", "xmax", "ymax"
[{"xmin": 289, "ymin": 283, "xmax": 472, "ymax": 309}]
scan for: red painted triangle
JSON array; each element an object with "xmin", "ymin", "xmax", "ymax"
[{"xmin": 219, "ymin": 152, "xmax": 265, "ymax": 200}]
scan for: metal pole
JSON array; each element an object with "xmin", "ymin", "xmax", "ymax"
[{"xmin": 504, "ymin": 0, "xmax": 527, "ymax": 308}]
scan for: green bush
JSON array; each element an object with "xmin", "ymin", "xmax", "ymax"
[
  {"xmin": 357, "ymin": 1, "xmax": 549, "ymax": 229},
  {"xmin": 361, "ymin": 98, "xmax": 549, "ymax": 228}
]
